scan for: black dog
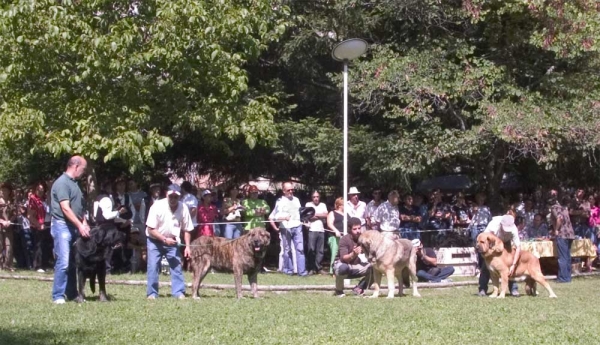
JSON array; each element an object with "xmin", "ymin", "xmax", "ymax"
[{"xmin": 75, "ymin": 224, "xmax": 125, "ymax": 303}]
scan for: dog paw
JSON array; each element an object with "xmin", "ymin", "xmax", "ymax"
[
  {"xmin": 489, "ymin": 294, "xmax": 497, "ymax": 298},
  {"xmin": 193, "ymin": 295, "xmax": 201, "ymax": 300},
  {"xmin": 386, "ymin": 295, "xmax": 395, "ymax": 299},
  {"xmin": 413, "ymin": 293, "xmax": 422, "ymax": 298},
  {"xmin": 549, "ymin": 294, "xmax": 557, "ymax": 298},
  {"xmin": 369, "ymin": 294, "xmax": 379, "ymax": 299},
  {"xmin": 75, "ymin": 297, "xmax": 85, "ymax": 304}
]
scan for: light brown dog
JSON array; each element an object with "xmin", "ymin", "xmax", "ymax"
[
  {"xmin": 189, "ymin": 227, "xmax": 271, "ymax": 299},
  {"xmin": 358, "ymin": 230, "xmax": 420, "ymax": 298},
  {"xmin": 476, "ymin": 232, "xmax": 557, "ymax": 298}
]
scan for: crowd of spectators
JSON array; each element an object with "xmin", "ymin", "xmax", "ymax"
[{"xmin": 1, "ymin": 178, "xmax": 599, "ymax": 280}]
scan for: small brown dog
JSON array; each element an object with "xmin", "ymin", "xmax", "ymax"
[{"xmin": 476, "ymin": 232, "xmax": 557, "ymax": 298}]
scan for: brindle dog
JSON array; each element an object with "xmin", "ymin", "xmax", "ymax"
[{"xmin": 190, "ymin": 227, "xmax": 271, "ymax": 299}]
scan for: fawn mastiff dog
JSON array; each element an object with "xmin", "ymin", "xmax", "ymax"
[
  {"xmin": 358, "ymin": 230, "xmax": 420, "ymax": 298},
  {"xmin": 476, "ymin": 232, "xmax": 557, "ymax": 298},
  {"xmin": 190, "ymin": 227, "xmax": 271, "ymax": 299}
]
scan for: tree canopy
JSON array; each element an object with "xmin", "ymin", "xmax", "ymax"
[{"xmin": 1, "ymin": 0, "xmax": 599, "ymax": 199}]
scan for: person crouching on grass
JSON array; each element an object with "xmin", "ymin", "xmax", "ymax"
[
  {"xmin": 333, "ymin": 217, "xmax": 373, "ymax": 297},
  {"xmin": 146, "ymin": 184, "xmax": 194, "ymax": 300},
  {"xmin": 413, "ymin": 239, "xmax": 454, "ymax": 283}
]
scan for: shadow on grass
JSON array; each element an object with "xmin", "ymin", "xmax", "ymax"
[{"xmin": 0, "ymin": 328, "xmax": 90, "ymax": 345}]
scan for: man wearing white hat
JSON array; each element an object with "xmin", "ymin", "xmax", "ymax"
[
  {"xmin": 347, "ymin": 187, "xmax": 366, "ymax": 230},
  {"xmin": 145, "ymin": 184, "xmax": 194, "ymax": 299},
  {"xmin": 478, "ymin": 214, "xmax": 521, "ymax": 297}
]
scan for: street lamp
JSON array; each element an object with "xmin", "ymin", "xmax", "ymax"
[{"xmin": 332, "ymin": 38, "xmax": 368, "ymax": 235}]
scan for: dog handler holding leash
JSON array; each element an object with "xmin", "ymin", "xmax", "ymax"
[
  {"xmin": 50, "ymin": 156, "xmax": 90, "ymax": 304},
  {"xmin": 145, "ymin": 184, "xmax": 194, "ymax": 300},
  {"xmin": 479, "ymin": 214, "xmax": 521, "ymax": 297}
]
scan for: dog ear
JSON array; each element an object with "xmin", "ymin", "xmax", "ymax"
[{"xmin": 92, "ymin": 226, "xmax": 104, "ymax": 244}]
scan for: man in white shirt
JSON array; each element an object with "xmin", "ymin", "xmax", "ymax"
[
  {"xmin": 93, "ymin": 181, "xmax": 130, "ymax": 274},
  {"xmin": 478, "ymin": 214, "xmax": 521, "ymax": 297},
  {"xmin": 374, "ymin": 190, "xmax": 401, "ymax": 239},
  {"xmin": 347, "ymin": 187, "xmax": 367, "ymax": 230},
  {"xmin": 305, "ymin": 191, "xmax": 328, "ymax": 275},
  {"xmin": 146, "ymin": 184, "xmax": 194, "ymax": 300},
  {"xmin": 269, "ymin": 181, "xmax": 307, "ymax": 276}
]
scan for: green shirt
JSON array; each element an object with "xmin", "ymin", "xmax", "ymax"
[
  {"xmin": 242, "ymin": 198, "xmax": 270, "ymax": 230},
  {"xmin": 51, "ymin": 173, "xmax": 85, "ymax": 224}
]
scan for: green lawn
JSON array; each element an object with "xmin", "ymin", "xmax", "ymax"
[{"xmin": 1, "ymin": 274, "xmax": 599, "ymax": 344}]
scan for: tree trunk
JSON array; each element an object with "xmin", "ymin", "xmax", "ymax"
[{"xmin": 485, "ymin": 143, "xmax": 506, "ymax": 214}]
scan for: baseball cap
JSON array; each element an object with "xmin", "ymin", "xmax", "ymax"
[
  {"xmin": 166, "ymin": 184, "xmax": 181, "ymax": 196},
  {"xmin": 202, "ymin": 189, "xmax": 212, "ymax": 197},
  {"xmin": 248, "ymin": 185, "xmax": 259, "ymax": 193},
  {"xmin": 500, "ymin": 215, "xmax": 518, "ymax": 233},
  {"xmin": 411, "ymin": 239, "xmax": 422, "ymax": 247}
]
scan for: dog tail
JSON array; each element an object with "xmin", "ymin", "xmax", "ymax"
[{"xmin": 89, "ymin": 272, "xmax": 96, "ymax": 294}]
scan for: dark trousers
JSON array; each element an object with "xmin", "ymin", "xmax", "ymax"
[
  {"xmin": 33, "ymin": 228, "xmax": 52, "ymax": 269},
  {"xmin": 556, "ymin": 238, "xmax": 573, "ymax": 282},
  {"xmin": 478, "ymin": 252, "xmax": 518, "ymax": 293},
  {"xmin": 19, "ymin": 228, "xmax": 34, "ymax": 269},
  {"xmin": 307, "ymin": 231, "xmax": 324, "ymax": 272},
  {"xmin": 417, "ymin": 266, "xmax": 455, "ymax": 282}
]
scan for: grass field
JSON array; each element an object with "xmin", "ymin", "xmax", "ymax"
[{"xmin": 1, "ymin": 273, "xmax": 599, "ymax": 344}]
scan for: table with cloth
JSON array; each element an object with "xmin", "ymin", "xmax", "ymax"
[
  {"xmin": 520, "ymin": 239, "xmax": 596, "ymax": 258},
  {"xmin": 520, "ymin": 239, "xmax": 597, "ymax": 275}
]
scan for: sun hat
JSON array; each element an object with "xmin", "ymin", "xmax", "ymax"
[
  {"xmin": 348, "ymin": 187, "xmax": 361, "ymax": 195},
  {"xmin": 411, "ymin": 239, "xmax": 422, "ymax": 247},
  {"xmin": 166, "ymin": 184, "xmax": 181, "ymax": 196}
]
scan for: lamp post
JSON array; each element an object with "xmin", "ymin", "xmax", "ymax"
[{"xmin": 332, "ymin": 38, "xmax": 368, "ymax": 236}]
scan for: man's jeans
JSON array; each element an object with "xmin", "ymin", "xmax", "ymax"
[
  {"xmin": 401, "ymin": 227, "xmax": 420, "ymax": 241},
  {"xmin": 307, "ymin": 231, "xmax": 324, "ymax": 272},
  {"xmin": 281, "ymin": 225, "xmax": 306, "ymax": 276},
  {"xmin": 146, "ymin": 238, "xmax": 186, "ymax": 298},
  {"xmin": 556, "ymin": 238, "xmax": 573, "ymax": 283},
  {"xmin": 19, "ymin": 227, "xmax": 34, "ymax": 269},
  {"xmin": 224, "ymin": 223, "xmax": 242, "ymax": 239},
  {"xmin": 416, "ymin": 266, "xmax": 455, "ymax": 282},
  {"xmin": 51, "ymin": 219, "xmax": 78, "ymax": 301}
]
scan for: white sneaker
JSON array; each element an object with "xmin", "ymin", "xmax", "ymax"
[
  {"xmin": 53, "ymin": 298, "xmax": 66, "ymax": 305},
  {"xmin": 37, "ymin": 269, "xmax": 45, "ymax": 273}
]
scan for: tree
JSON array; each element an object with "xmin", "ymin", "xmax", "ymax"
[
  {"xmin": 0, "ymin": 0, "xmax": 290, "ymax": 173},
  {"xmin": 260, "ymin": 0, "xmax": 600, "ymax": 204}
]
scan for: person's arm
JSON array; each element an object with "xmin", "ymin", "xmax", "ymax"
[
  {"xmin": 182, "ymin": 206, "xmax": 194, "ymax": 258},
  {"xmin": 139, "ymin": 198, "xmax": 146, "ymax": 224},
  {"xmin": 339, "ymin": 238, "xmax": 358, "ymax": 264},
  {"xmin": 59, "ymin": 200, "xmax": 90, "ymax": 238},
  {"xmin": 243, "ymin": 199, "xmax": 255, "ymax": 217},
  {"xmin": 326, "ymin": 211, "xmax": 341, "ymax": 237},
  {"xmin": 147, "ymin": 227, "xmax": 177, "ymax": 246},
  {"xmin": 99, "ymin": 197, "xmax": 122, "ymax": 221},
  {"xmin": 509, "ymin": 231, "xmax": 521, "ymax": 275},
  {"xmin": 268, "ymin": 202, "xmax": 280, "ymax": 231},
  {"xmin": 418, "ymin": 248, "xmax": 437, "ymax": 266}
]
